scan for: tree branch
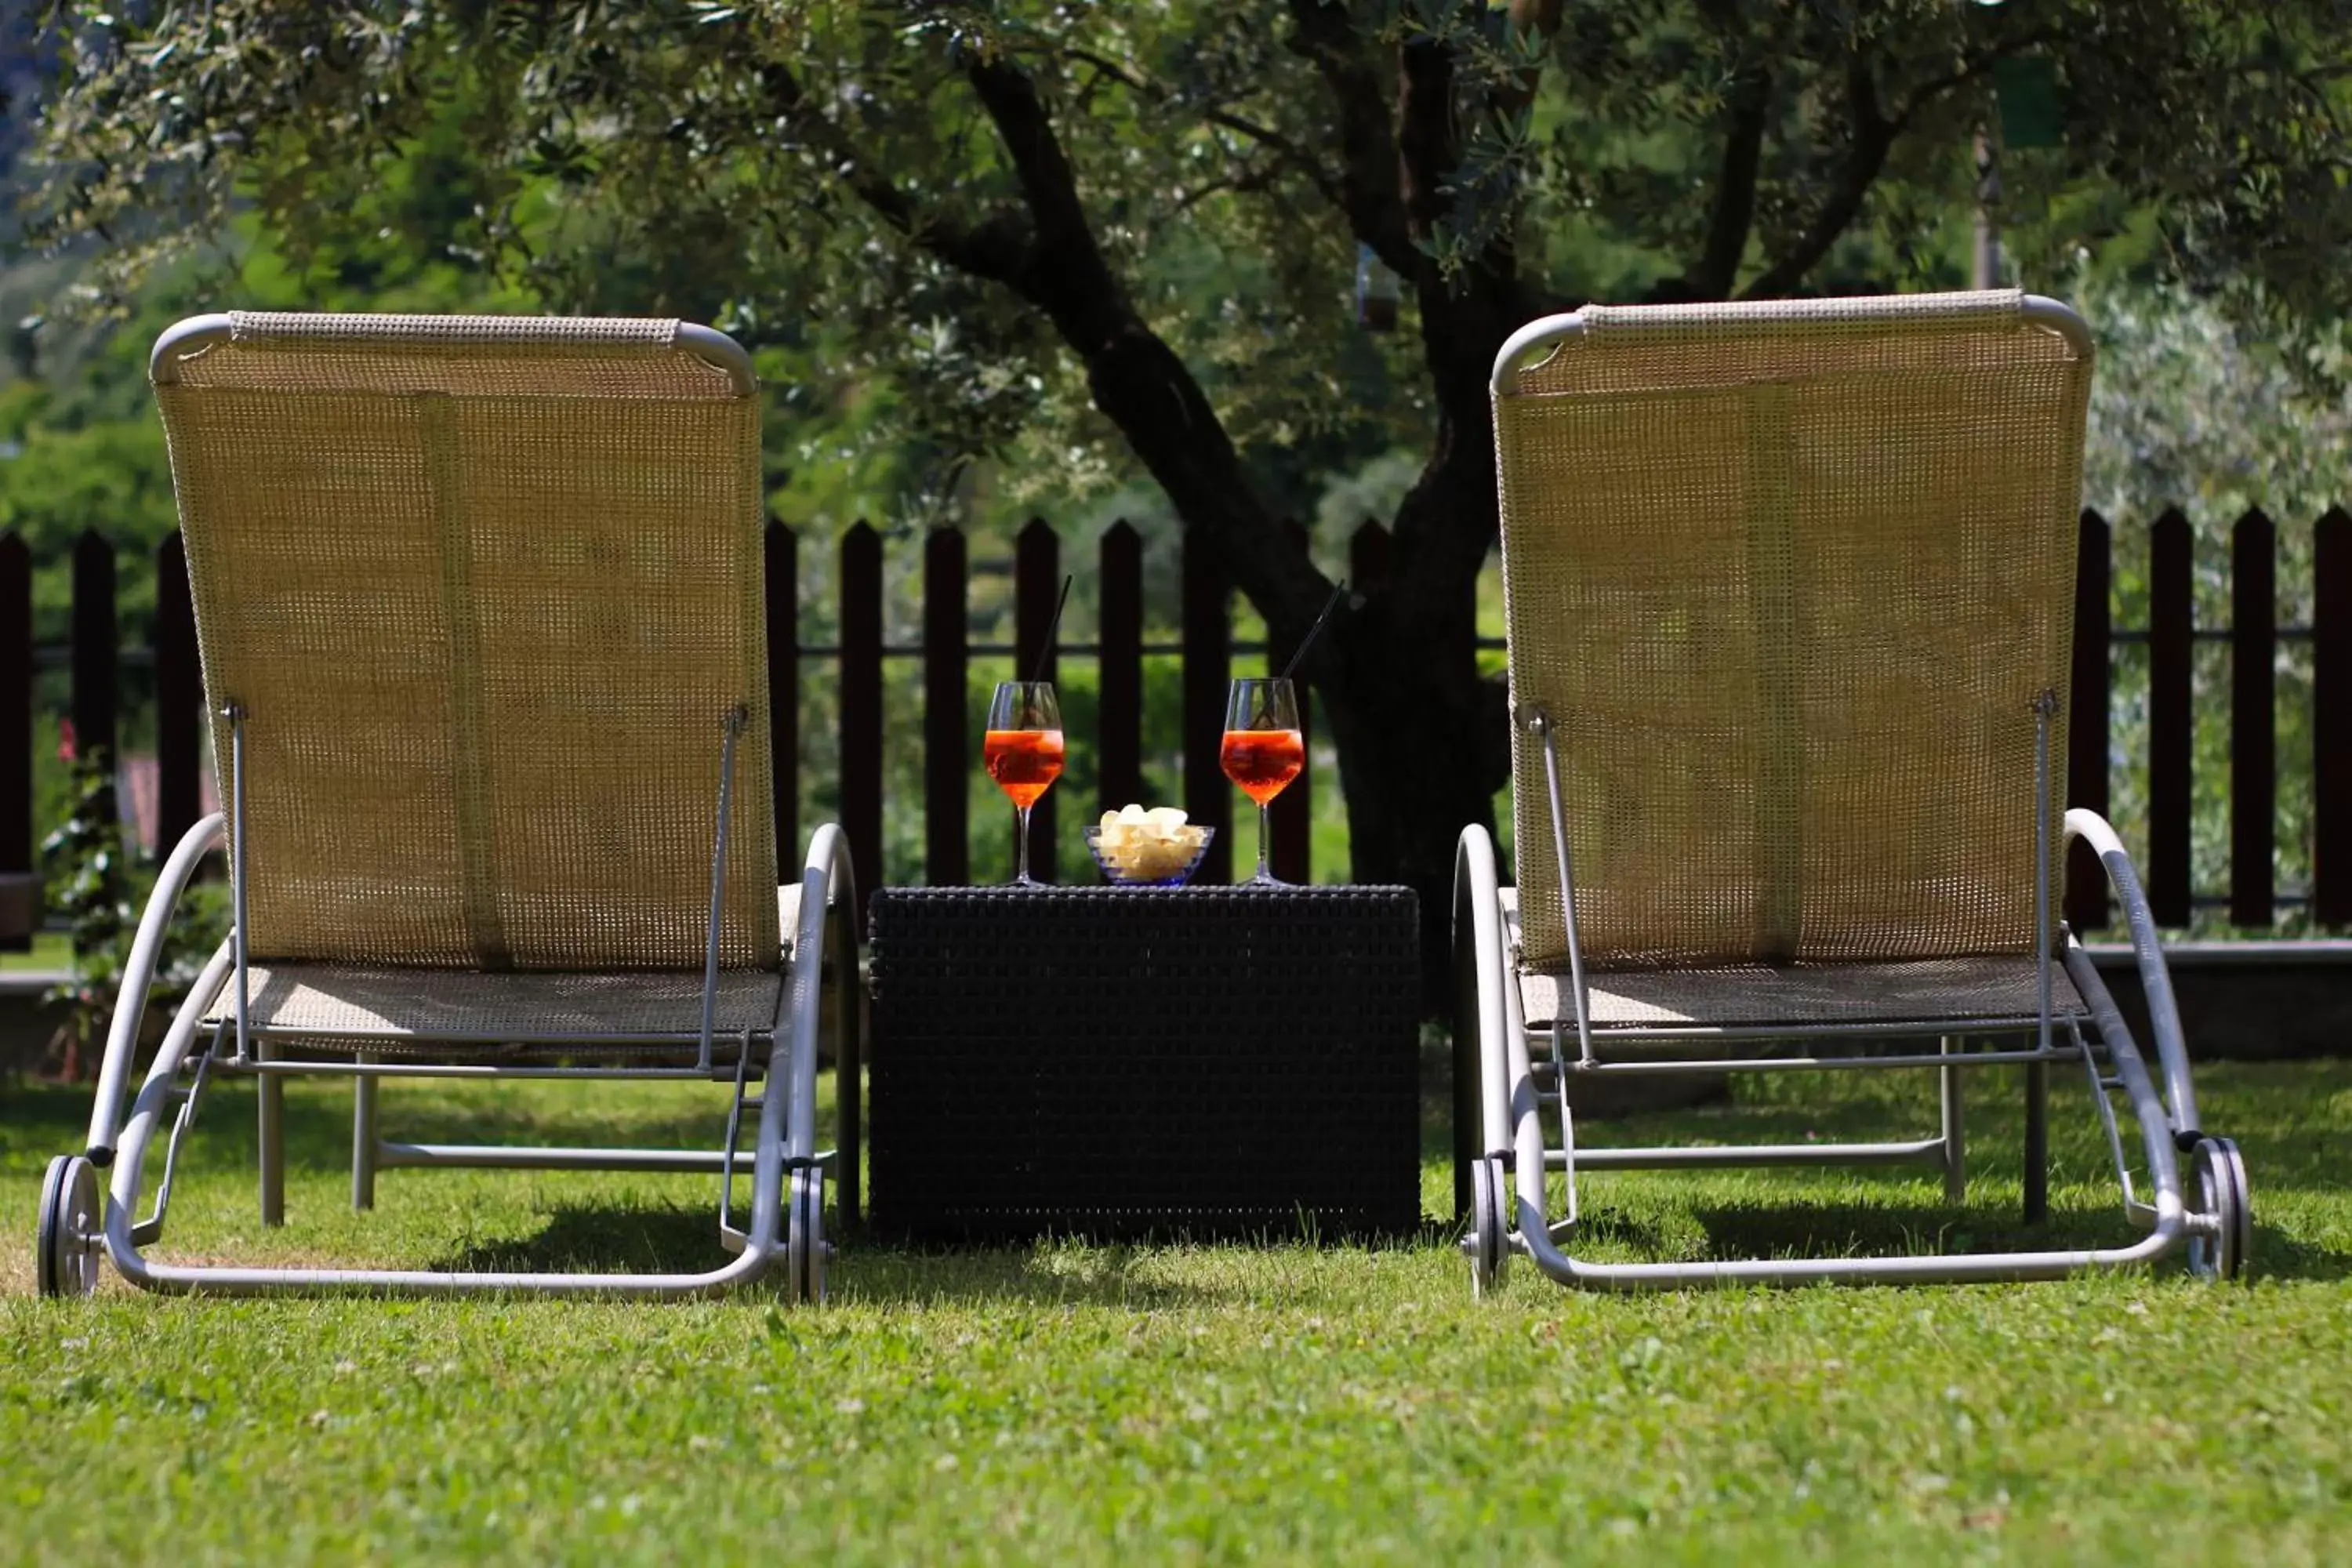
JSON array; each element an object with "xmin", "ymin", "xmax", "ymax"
[
  {"xmin": 770, "ymin": 43, "xmax": 1334, "ymax": 652},
  {"xmin": 953, "ymin": 49, "xmax": 1334, "ymax": 643},
  {"xmin": 1670, "ymin": 2, "xmax": 1786, "ymax": 300},
  {"xmin": 1389, "ymin": 5, "xmax": 1555, "ymax": 310},
  {"xmin": 1737, "ymin": 25, "xmax": 2066, "ymax": 299},
  {"xmin": 1889, "ymin": 27, "xmax": 2065, "ymax": 123},
  {"xmin": 1060, "ymin": 45, "xmax": 1348, "ymax": 211},
  {"xmin": 757, "ymin": 60, "xmax": 1029, "ymax": 283},
  {"xmin": 1282, "ymin": 0, "xmax": 1418, "ymax": 280},
  {"xmin": 1739, "ymin": 51, "xmax": 1893, "ymax": 299},
  {"xmin": 1494, "ymin": 0, "xmax": 1566, "ymax": 125},
  {"xmin": 1684, "ymin": 58, "xmax": 1775, "ymax": 298},
  {"xmin": 1393, "ymin": 34, "xmax": 1457, "ymax": 245}
]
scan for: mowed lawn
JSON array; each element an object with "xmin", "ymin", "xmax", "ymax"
[{"xmin": 4, "ymin": 1054, "xmax": 2350, "ymax": 1564}]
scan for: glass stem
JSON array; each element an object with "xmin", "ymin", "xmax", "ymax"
[
  {"xmin": 1257, "ymin": 800, "xmax": 1272, "ymax": 884},
  {"xmin": 1016, "ymin": 804, "xmax": 1033, "ymax": 885}
]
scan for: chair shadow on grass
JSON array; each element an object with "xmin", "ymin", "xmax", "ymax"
[
  {"xmin": 1664, "ymin": 1197, "xmax": 2352, "ymax": 1283},
  {"xmin": 27, "ymin": 1061, "xmax": 2352, "ymax": 1293},
  {"xmin": 426, "ymin": 1210, "xmax": 1232, "ymax": 1307},
  {"xmin": 425, "ymin": 1200, "xmax": 746, "ymax": 1278}
]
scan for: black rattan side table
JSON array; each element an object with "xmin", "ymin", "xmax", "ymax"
[{"xmin": 867, "ymin": 884, "xmax": 1421, "ymax": 1242}]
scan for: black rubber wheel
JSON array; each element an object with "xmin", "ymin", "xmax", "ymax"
[
  {"xmin": 36, "ymin": 1154, "xmax": 100, "ymax": 1299},
  {"xmin": 2187, "ymin": 1137, "xmax": 2251, "ymax": 1283},
  {"xmin": 1468, "ymin": 1156, "xmax": 1507, "ymax": 1299},
  {"xmin": 788, "ymin": 1167, "xmax": 826, "ymax": 1306}
]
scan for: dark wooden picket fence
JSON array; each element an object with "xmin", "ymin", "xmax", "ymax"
[{"xmin": 3, "ymin": 506, "xmax": 2349, "ymax": 942}]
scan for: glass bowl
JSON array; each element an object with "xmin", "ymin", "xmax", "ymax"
[{"xmin": 1084, "ymin": 826, "xmax": 1215, "ymax": 887}]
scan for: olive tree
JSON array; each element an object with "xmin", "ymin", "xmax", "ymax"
[{"xmin": 28, "ymin": 0, "xmax": 2352, "ymax": 979}]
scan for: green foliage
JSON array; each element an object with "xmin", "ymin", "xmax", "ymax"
[
  {"xmin": 12, "ymin": 0, "xmax": 2351, "ymax": 915},
  {"xmin": 2080, "ymin": 278, "xmax": 2350, "ymax": 935},
  {"xmin": 38, "ymin": 1, "xmax": 2346, "ymax": 510},
  {"xmin": 38, "ymin": 761, "xmax": 134, "ymax": 1058},
  {"xmin": 2085, "ymin": 280, "xmax": 2352, "ymax": 535},
  {"xmin": 14, "ymin": 2, "xmax": 2346, "ymax": 662},
  {"xmin": 37, "ymin": 758, "xmax": 227, "ymax": 1072},
  {"xmin": 25, "ymin": 2, "xmax": 2352, "ymax": 491}
]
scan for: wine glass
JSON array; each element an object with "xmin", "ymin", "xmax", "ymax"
[
  {"xmin": 1221, "ymin": 677, "xmax": 1304, "ymax": 885},
  {"xmin": 984, "ymin": 681, "xmax": 1064, "ymax": 886}
]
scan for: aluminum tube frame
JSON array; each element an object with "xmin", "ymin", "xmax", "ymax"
[
  {"xmin": 2033, "ymin": 691, "xmax": 2057, "ymax": 1062},
  {"xmin": 148, "ymin": 314, "xmax": 234, "ymax": 383},
  {"xmin": 153, "ymin": 314, "xmax": 760, "ymax": 399},
  {"xmin": 221, "ymin": 1059, "xmax": 744, "ymax": 1082},
  {"xmin": 85, "ymin": 813, "xmax": 226, "ymax": 1159},
  {"xmin": 1490, "ymin": 293, "xmax": 2094, "ymax": 397},
  {"xmin": 220, "ymin": 1024, "xmax": 774, "ymax": 1049},
  {"xmin": 378, "ymin": 1143, "xmax": 737, "ymax": 1173},
  {"xmin": 2066, "ymin": 808, "xmax": 2198, "ymax": 1142},
  {"xmin": 225, "ymin": 702, "xmax": 283, "ymax": 1225},
  {"xmin": 785, "ymin": 825, "xmax": 855, "ymax": 1167},
  {"xmin": 1461, "ymin": 862, "xmax": 2192, "ymax": 1290},
  {"xmin": 695, "ymin": 707, "xmax": 748, "ymax": 1073},
  {"xmin": 352, "ymin": 1053, "xmax": 378, "ymax": 1211},
  {"xmin": 227, "ymin": 706, "xmax": 250, "ymax": 1065},
  {"xmin": 1940, "ymin": 1035, "xmax": 1966, "ymax": 1205},
  {"xmin": 2061, "ymin": 938, "xmax": 2188, "ymax": 1199},
  {"xmin": 1552, "ymin": 1137, "xmax": 1946, "ymax": 1171},
  {"xmin": 2058, "ymin": 942, "xmax": 2184, "ymax": 1207},
  {"xmin": 107, "ymin": 950, "xmax": 238, "ymax": 1223},
  {"xmin": 1548, "ymin": 1017, "xmax": 2081, "ymax": 1047},
  {"xmin": 134, "ymin": 1022, "xmax": 223, "ymax": 1246},
  {"xmin": 1534, "ymin": 1044, "xmax": 2073, "ymax": 1075},
  {"xmin": 1501, "ymin": 975, "xmax": 2187, "ymax": 1287},
  {"xmin": 1528, "ymin": 710, "xmax": 1596, "ymax": 1066},
  {"xmin": 2066, "ymin": 1014, "xmax": 2145, "ymax": 1222},
  {"xmin": 673, "ymin": 325, "xmax": 759, "ymax": 395},
  {"xmin": 95, "ymin": 826, "xmax": 858, "ymax": 1298}
]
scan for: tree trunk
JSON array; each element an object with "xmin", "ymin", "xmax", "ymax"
[
  {"xmin": 1320, "ymin": 640, "xmax": 1504, "ymax": 1006},
  {"xmin": 1316, "ymin": 405, "xmax": 1513, "ymax": 1005}
]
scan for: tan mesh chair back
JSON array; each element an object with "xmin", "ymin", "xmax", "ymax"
[
  {"xmin": 1491, "ymin": 290, "xmax": 2092, "ymax": 971},
  {"xmin": 154, "ymin": 312, "xmax": 777, "ymax": 972}
]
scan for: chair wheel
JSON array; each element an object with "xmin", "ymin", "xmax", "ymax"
[
  {"xmin": 2187, "ymin": 1137, "xmax": 2250, "ymax": 1283},
  {"xmin": 36, "ymin": 1155, "xmax": 101, "ymax": 1299},
  {"xmin": 1468, "ymin": 1156, "xmax": 1507, "ymax": 1299},
  {"xmin": 788, "ymin": 1167, "xmax": 826, "ymax": 1305}
]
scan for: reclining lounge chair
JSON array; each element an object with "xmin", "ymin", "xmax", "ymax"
[
  {"xmin": 1459, "ymin": 290, "xmax": 2249, "ymax": 1292},
  {"xmin": 34, "ymin": 313, "xmax": 858, "ymax": 1301}
]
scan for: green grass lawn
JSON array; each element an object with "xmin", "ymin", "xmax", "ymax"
[{"xmin": 4, "ymin": 1055, "xmax": 2350, "ymax": 1563}]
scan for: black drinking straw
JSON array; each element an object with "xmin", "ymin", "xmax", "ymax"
[
  {"xmin": 1029, "ymin": 574, "xmax": 1073, "ymax": 684},
  {"xmin": 1279, "ymin": 579, "xmax": 1348, "ymax": 683}
]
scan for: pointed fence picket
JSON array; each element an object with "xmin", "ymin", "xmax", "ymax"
[{"xmin": 2, "ymin": 508, "xmax": 2348, "ymax": 945}]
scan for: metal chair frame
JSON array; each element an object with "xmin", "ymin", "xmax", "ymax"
[
  {"xmin": 35, "ymin": 315, "xmax": 862, "ymax": 1302},
  {"xmin": 1457, "ymin": 296, "xmax": 2249, "ymax": 1292}
]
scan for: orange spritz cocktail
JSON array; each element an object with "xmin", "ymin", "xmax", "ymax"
[
  {"xmin": 1221, "ymin": 677, "xmax": 1303, "ymax": 884},
  {"xmin": 985, "ymin": 681, "xmax": 1062, "ymax": 884},
  {"xmin": 1218, "ymin": 728, "xmax": 1305, "ymax": 805},
  {"xmin": 984, "ymin": 728, "xmax": 1066, "ymax": 809}
]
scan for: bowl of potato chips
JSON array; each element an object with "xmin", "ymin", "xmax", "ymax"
[{"xmin": 1085, "ymin": 805, "xmax": 1215, "ymax": 886}]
